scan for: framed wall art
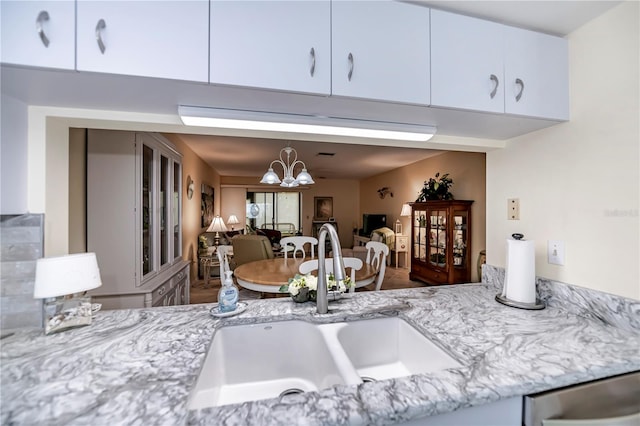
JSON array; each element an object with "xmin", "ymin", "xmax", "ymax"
[
  {"xmin": 201, "ymin": 183, "xmax": 214, "ymax": 228},
  {"xmin": 314, "ymin": 197, "xmax": 333, "ymax": 221}
]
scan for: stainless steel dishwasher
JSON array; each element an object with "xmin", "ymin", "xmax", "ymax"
[{"xmin": 524, "ymin": 371, "xmax": 640, "ymax": 426}]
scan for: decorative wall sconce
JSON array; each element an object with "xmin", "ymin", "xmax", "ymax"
[
  {"xmin": 377, "ymin": 187, "xmax": 394, "ymax": 199},
  {"xmin": 186, "ymin": 175, "xmax": 194, "ymax": 200}
]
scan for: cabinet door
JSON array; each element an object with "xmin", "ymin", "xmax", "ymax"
[
  {"xmin": 332, "ymin": 1, "xmax": 430, "ymax": 105},
  {"xmin": 504, "ymin": 26, "xmax": 569, "ymax": 120},
  {"xmin": 210, "ymin": 0, "xmax": 330, "ymax": 95},
  {"xmin": 1, "ymin": 0, "xmax": 75, "ymax": 70},
  {"xmin": 77, "ymin": 0, "xmax": 208, "ymax": 82},
  {"xmin": 430, "ymin": 9, "xmax": 504, "ymax": 113}
]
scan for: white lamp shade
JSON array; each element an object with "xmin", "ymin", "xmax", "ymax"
[
  {"xmin": 227, "ymin": 214, "xmax": 240, "ymax": 225},
  {"xmin": 400, "ymin": 203, "xmax": 412, "ymax": 217},
  {"xmin": 207, "ymin": 216, "xmax": 228, "ymax": 233},
  {"xmin": 296, "ymin": 169, "xmax": 315, "ymax": 185},
  {"xmin": 260, "ymin": 168, "xmax": 281, "ymax": 184},
  {"xmin": 34, "ymin": 253, "xmax": 102, "ymax": 299}
]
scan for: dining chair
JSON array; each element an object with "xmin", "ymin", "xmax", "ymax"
[
  {"xmin": 364, "ymin": 241, "xmax": 389, "ymax": 291},
  {"xmin": 280, "ymin": 236, "xmax": 318, "ymax": 260},
  {"xmin": 299, "ymin": 257, "xmax": 363, "ymax": 292}
]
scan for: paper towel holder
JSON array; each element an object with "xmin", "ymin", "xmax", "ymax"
[{"xmin": 495, "ymin": 233, "xmax": 546, "ymax": 310}]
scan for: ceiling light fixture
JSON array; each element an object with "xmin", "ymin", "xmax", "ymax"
[
  {"xmin": 260, "ymin": 146, "xmax": 314, "ymax": 188},
  {"xmin": 178, "ymin": 106, "xmax": 437, "ymax": 142}
]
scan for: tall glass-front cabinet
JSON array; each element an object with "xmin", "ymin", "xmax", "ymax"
[
  {"xmin": 410, "ymin": 200, "xmax": 473, "ymax": 285},
  {"xmin": 88, "ymin": 130, "xmax": 189, "ymax": 309}
]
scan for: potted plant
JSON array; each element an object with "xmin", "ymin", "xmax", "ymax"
[{"xmin": 416, "ymin": 172, "xmax": 454, "ymax": 202}]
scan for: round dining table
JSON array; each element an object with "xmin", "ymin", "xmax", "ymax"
[{"xmin": 233, "ymin": 257, "xmax": 377, "ymax": 293}]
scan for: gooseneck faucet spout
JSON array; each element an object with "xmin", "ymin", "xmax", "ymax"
[{"xmin": 316, "ymin": 223, "xmax": 346, "ymax": 314}]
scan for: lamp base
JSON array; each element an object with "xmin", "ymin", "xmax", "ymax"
[{"xmin": 43, "ymin": 294, "xmax": 93, "ymax": 335}]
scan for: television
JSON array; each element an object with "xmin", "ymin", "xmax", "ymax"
[{"xmin": 360, "ymin": 214, "xmax": 387, "ymax": 236}]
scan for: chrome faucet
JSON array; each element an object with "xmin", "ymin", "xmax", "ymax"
[{"xmin": 316, "ymin": 223, "xmax": 346, "ymax": 314}]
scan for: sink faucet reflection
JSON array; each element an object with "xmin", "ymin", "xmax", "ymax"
[{"xmin": 316, "ymin": 223, "xmax": 346, "ymax": 314}]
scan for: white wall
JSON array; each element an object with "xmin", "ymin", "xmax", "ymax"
[
  {"xmin": 486, "ymin": 1, "xmax": 639, "ymax": 300},
  {"xmin": 0, "ymin": 94, "xmax": 28, "ymax": 214}
]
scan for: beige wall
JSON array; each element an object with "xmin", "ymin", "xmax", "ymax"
[
  {"xmin": 360, "ymin": 151, "xmax": 486, "ymax": 282},
  {"xmin": 164, "ymin": 134, "xmax": 220, "ymax": 282},
  {"xmin": 301, "ymin": 179, "xmax": 360, "ymax": 245},
  {"xmin": 68, "ymin": 128, "xmax": 87, "ymax": 253},
  {"xmin": 486, "ymin": 1, "xmax": 639, "ymax": 299},
  {"xmin": 220, "ymin": 187, "xmax": 247, "ymax": 231}
]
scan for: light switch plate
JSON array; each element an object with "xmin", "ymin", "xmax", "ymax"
[
  {"xmin": 508, "ymin": 198, "xmax": 520, "ymax": 220},
  {"xmin": 548, "ymin": 240, "xmax": 565, "ymax": 265}
]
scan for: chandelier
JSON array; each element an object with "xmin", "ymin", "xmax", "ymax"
[{"xmin": 260, "ymin": 146, "xmax": 315, "ymax": 188}]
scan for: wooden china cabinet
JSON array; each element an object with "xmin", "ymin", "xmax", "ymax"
[{"xmin": 409, "ymin": 200, "xmax": 473, "ymax": 285}]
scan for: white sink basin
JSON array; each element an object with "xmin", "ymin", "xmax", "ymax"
[
  {"xmin": 188, "ymin": 320, "xmax": 351, "ymax": 409},
  {"xmin": 327, "ymin": 317, "xmax": 461, "ymax": 381},
  {"xmin": 188, "ymin": 317, "xmax": 460, "ymax": 409}
]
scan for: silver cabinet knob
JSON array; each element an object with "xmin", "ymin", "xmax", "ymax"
[
  {"xmin": 95, "ymin": 19, "xmax": 107, "ymax": 54},
  {"xmin": 489, "ymin": 74, "xmax": 499, "ymax": 99},
  {"xmin": 36, "ymin": 11, "xmax": 50, "ymax": 47},
  {"xmin": 515, "ymin": 78, "xmax": 524, "ymax": 102}
]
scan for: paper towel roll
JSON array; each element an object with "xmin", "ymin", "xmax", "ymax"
[{"xmin": 502, "ymin": 239, "xmax": 536, "ymax": 304}]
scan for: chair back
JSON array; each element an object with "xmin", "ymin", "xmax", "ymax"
[
  {"xmin": 365, "ymin": 241, "xmax": 389, "ymax": 291},
  {"xmin": 281, "ymin": 236, "xmax": 318, "ymax": 260},
  {"xmin": 216, "ymin": 245, "xmax": 233, "ymax": 278},
  {"xmin": 231, "ymin": 235, "xmax": 274, "ymax": 267},
  {"xmin": 299, "ymin": 257, "xmax": 362, "ymax": 292}
]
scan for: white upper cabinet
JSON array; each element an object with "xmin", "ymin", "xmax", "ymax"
[
  {"xmin": 1, "ymin": 0, "xmax": 75, "ymax": 70},
  {"xmin": 76, "ymin": 0, "xmax": 209, "ymax": 82},
  {"xmin": 431, "ymin": 9, "xmax": 569, "ymax": 121},
  {"xmin": 331, "ymin": 0, "xmax": 430, "ymax": 105},
  {"xmin": 210, "ymin": 0, "xmax": 331, "ymax": 95},
  {"xmin": 430, "ymin": 9, "xmax": 504, "ymax": 114},
  {"xmin": 504, "ymin": 26, "xmax": 569, "ymax": 120}
]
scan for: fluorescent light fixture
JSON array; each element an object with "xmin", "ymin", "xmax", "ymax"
[{"xmin": 178, "ymin": 106, "xmax": 436, "ymax": 142}]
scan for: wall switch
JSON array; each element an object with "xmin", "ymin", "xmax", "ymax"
[
  {"xmin": 507, "ymin": 198, "xmax": 520, "ymax": 220},
  {"xmin": 548, "ymin": 240, "xmax": 565, "ymax": 265}
]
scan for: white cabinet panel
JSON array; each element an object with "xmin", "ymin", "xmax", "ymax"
[
  {"xmin": 87, "ymin": 130, "xmax": 137, "ymax": 294},
  {"xmin": 1, "ymin": 0, "xmax": 75, "ymax": 69},
  {"xmin": 331, "ymin": 0, "xmax": 430, "ymax": 105},
  {"xmin": 77, "ymin": 0, "xmax": 208, "ymax": 82},
  {"xmin": 431, "ymin": 8, "xmax": 568, "ymax": 121},
  {"xmin": 430, "ymin": 9, "xmax": 504, "ymax": 113},
  {"xmin": 504, "ymin": 26, "xmax": 569, "ymax": 120},
  {"xmin": 210, "ymin": 0, "xmax": 330, "ymax": 95}
]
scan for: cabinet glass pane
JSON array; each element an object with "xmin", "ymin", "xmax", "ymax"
[
  {"xmin": 413, "ymin": 210, "xmax": 427, "ymax": 261},
  {"xmin": 142, "ymin": 145, "xmax": 154, "ymax": 276},
  {"xmin": 173, "ymin": 161, "xmax": 181, "ymax": 259},
  {"xmin": 160, "ymin": 155, "xmax": 169, "ymax": 266},
  {"xmin": 429, "ymin": 210, "xmax": 447, "ymax": 267},
  {"xmin": 453, "ymin": 211, "xmax": 468, "ymax": 268}
]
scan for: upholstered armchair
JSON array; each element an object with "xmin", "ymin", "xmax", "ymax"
[{"xmin": 231, "ymin": 235, "xmax": 275, "ymax": 267}]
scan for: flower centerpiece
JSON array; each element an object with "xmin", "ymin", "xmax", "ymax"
[{"xmin": 279, "ymin": 273, "xmax": 352, "ymax": 303}]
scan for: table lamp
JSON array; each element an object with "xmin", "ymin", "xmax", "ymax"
[
  {"xmin": 227, "ymin": 214, "xmax": 240, "ymax": 231},
  {"xmin": 397, "ymin": 203, "xmax": 412, "ymax": 234},
  {"xmin": 207, "ymin": 215, "xmax": 227, "ymax": 245},
  {"xmin": 33, "ymin": 253, "xmax": 102, "ymax": 335}
]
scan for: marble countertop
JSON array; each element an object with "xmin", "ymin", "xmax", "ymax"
[{"xmin": 2, "ymin": 282, "xmax": 639, "ymax": 425}]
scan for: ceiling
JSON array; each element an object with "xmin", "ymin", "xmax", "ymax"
[{"xmin": 174, "ymin": 0, "xmax": 621, "ymax": 181}]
